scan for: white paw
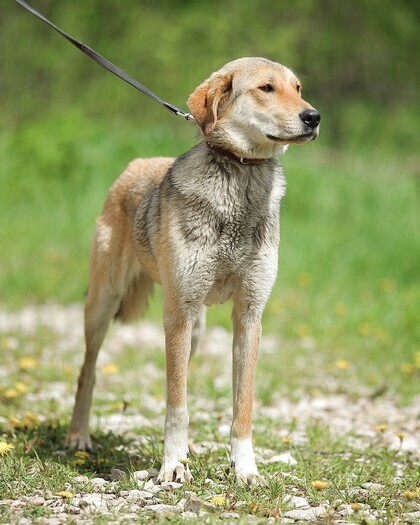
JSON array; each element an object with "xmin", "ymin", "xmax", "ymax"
[
  {"xmin": 64, "ymin": 428, "xmax": 92, "ymax": 451},
  {"xmin": 159, "ymin": 406, "xmax": 190, "ymax": 482},
  {"xmin": 231, "ymin": 436, "xmax": 261, "ymax": 486},
  {"xmin": 157, "ymin": 460, "xmax": 192, "ymax": 483},
  {"xmin": 233, "ymin": 462, "xmax": 261, "ymax": 486}
]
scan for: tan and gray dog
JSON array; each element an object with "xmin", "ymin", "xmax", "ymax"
[{"xmin": 65, "ymin": 57, "xmax": 320, "ymax": 485}]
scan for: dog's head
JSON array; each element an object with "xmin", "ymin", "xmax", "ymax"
[{"xmin": 187, "ymin": 57, "xmax": 320, "ymax": 159}]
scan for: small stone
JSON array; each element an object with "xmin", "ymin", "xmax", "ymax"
[
  {"xmin": 133, "ymin": 470, "xmax": 149, "ymax": 481},
  {"xmin": 181, "ymin": 511, "xmax": 198, "ymax": 519},
  {"xmin": 110, "ymin": 468, "xmax": 126, "ymax": 481},
  {"xmin": 284, "ymin": 506, "xmax": 328, "ymax": 521},
  {"xmin": 25, "ymin": 496, "xmax": 45, "ymax": 506},
  {"xmin": 404, "ymin": 511, "xmax": 420, "ymax": 523},
  {"xmin": 79, "ymin": 493, "xmax": 104, "ymax": 509},
  {"xmin": 73, "ymin": 475, "xmax": 89, "ymax": 483},
  {"xmin": 246, "ymin": 515, "xmax": 260, "ymax": 522},
  {"xmin": 90, "ymin": 477, "xmax": 108, "ymax": 489},
  {"xmin": 287, "ymin": 496, "xmax": 310, "ymax": 509},
  {"xmin": 125, "ymin": 489, "xmax": 155, "ymax": 503},
  {"xmin": 266, "ymin": 452, "xmax": 297, "ymax": 466},
  {"xmin": 361, "ymin": 482, "xmax": 384, "ymax": 492},
  {"xmin": 119, "ymin": 513, "xmax": 139, "ymax": 522},
  {"xmin": 108, "ymin": 496, "xmax": 129, "ymax": 509},
  {"xmin": 148, "ymin": 468, "xmax": 159, "ymax": 478},
  {"xmin": 11, "ymin": 500, "xmax": 26, "ymax": 509},
  {"xmin": 184, "ymin": 494, "xmax": 202, "ymax": 514},
  {"xmin": 160, "ymin": 481, "xmax": 183, "ymax": 490},
  {"xmin": 142, "ymin": 479, "xmax": 162, "ymax": 493},
  {"xmin": 347, "ymin": 487, "xmax": 369, "ymax": 500},
  {"xmin": 143, "ymin": 503, "xmax": 182, "ymax": 515}
]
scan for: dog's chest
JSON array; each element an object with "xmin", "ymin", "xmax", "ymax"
[{"xmin": 179, "ymin": 163, "xmax": 284, "ymax": 260}]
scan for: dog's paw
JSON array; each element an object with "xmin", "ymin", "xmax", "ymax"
[
  {"xmin": 157, "ymin": 461, "xmax": 192, "ymax": 484},
  {"xmin": 234, "ymin": 467, "xmax": 263, "ymax": 486},
  {"xmin": 232, "ymin": 460, "xmax": 262, "ymax": 486},
  {"xmin": 231, "ymin": 436, "xmax": 262, "ymax": 487},
  {"xmin": 64, "ymin": 429, "xmax": 92, "ymax": 451}
]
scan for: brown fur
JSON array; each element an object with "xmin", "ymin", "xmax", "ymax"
[{"xmin": 65, "ymin": 57, "xmax": 320, "ymax": 485}]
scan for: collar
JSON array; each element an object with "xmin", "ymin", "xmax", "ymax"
[{"xmin": 206, "ymin": 143, "xmax": 270, "ymax": 165}]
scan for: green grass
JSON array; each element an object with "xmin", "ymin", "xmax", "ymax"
[
  {"xmin": 0, "ymin": 110, "xmax": 419, "ymax": 402},
  {"xmin": 0, "ymin": 304, "xmax": 419, "ymax": 523},
  {"xmin": 0, "ymin": 111, "xmax": 419, "ymax": 522}
]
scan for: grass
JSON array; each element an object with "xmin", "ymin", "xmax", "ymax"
[
  {"xmin": 0, "ymin": 308, "xmax": 419, "ymax": 522},
  {"xmin": 0, "ymin": 110, "xmax": 419, "ymax": 522}
]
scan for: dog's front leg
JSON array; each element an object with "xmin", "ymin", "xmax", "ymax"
[
  {"xmin": 230, "ymin": 301, "xmax": 262, "ymax": 485},
  {"xmin": 158, "ymin": 307, "xmax": 193, "ymax": 483}
]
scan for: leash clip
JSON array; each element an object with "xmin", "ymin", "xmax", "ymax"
[{"xmin": 163, "ymin": 102, "xmax": 194, "ymax": 121}]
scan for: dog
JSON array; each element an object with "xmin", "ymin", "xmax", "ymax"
[{"xmin": 64, "ymin": 57, "xmax": 320, "ymax": 485}]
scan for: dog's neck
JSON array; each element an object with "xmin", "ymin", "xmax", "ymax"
[
  {"xmin": 206, "ymin": 124, "xmax": 288, "ymax": 162},
  {"xmin": 206, "ymin": 143, "xmax": 270, "ymax": 165}
]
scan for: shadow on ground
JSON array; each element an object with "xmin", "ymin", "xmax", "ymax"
[{"xmin": 3, "ymin": 422, "xmax": 160, "ymax": 478}]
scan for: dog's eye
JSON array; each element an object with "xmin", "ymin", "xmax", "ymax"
[
  {"xmin": 258, "ymin": 84, "xmax": 274, "ymax": 93},
  {"xmin": 296, "ymin": 84, "xmax": 301, "ymax": 94}
]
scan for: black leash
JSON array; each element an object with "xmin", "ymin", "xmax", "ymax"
[{"xmin": 13, "ymin": 0, "xmax": 194, "ymax": 121}]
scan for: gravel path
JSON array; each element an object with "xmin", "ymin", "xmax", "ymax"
[{"xmin": 0, "ymin": 304, "xmax": 419, "ymax": 524}]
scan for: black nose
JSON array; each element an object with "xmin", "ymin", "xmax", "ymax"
[{"xmin": 299, "ymin": 109, "xmax": 321, "ymax": 129}]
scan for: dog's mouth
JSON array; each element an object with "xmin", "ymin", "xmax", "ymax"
[{"xmin": 266, "ymin": 131, "xmax": 318, "ymax": 143}]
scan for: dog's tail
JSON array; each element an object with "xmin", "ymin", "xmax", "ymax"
[{"xmin": 114, "ymin": 271, "xmax": 154, "ymax": 324}]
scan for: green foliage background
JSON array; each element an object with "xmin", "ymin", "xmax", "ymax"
[
  {"xmin": 0, "ymin": 1, "xmax": 419, "ymax": 391},
  {"xmin": 2, "ymin": 0, "xmax": 419, "ymax": 145}
]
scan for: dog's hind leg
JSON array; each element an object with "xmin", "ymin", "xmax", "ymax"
[
  {"xmin": 190, "ymin": 304, "xmax": 206, "ymax": 359},
  {"xmin": 64, "ymin": 282, "xmax": 120, "ymax": 451}
]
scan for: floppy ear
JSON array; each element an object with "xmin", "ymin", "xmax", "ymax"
[{"xmin": 187, "ymin": 74, "xmax": 232, "ymax": 135}]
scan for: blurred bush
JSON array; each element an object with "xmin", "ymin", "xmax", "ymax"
[{"xmin": 1, "ymin": 0, "xmax": 418, "ymax": 149}]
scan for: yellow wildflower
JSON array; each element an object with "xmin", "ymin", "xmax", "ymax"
[
  {"xmin": 401, "ymin": 364, "xmax": 414, "ymax": 376},
  {"xmin": 14, "ymin": 382, "xmax": 28, "ymax": 394},
  {"xmin": 296, "ymin": 324, "xmax": 310, "ymax": 337},
  {"xmin": 4, "ymin": 388, "xmax": 18, "ymax": 399},
  {"xmin": 298, "ymin": 272, "xmax": 312, "ymax": 287},
  {"xmin": 282, "ymin": 436, "xmax": 293, "ymax": 446},
  {"xmin": 101, "ymin": 363, "xmax": 119, "ymax": 375},
  {"xmin": 18, "ymin": 356, "xmax": 38, "ymax": 370},
  {"xmin": 311, "ymin": 480, "xmax": 329, "ymax": 490},
  {"xmin": 10, "ymin": 412, "xmax": 41, "ymax": 429},
  {"xmin": 63, "ymin": 366, "xmax": 74, "ymax": 377},
  {"xmin": 351, "ymin": 503, "xmax": 362, "ymax": 511},
  {"xmin": 375, "ymin": 424, "xmax": 387, "ymax": 433},
  {"xmin": 404, "ymin": 490, "xmax": 418, "ymax": 501},
  {"xmin": 75, "ymin": 451, "xmax": 89, "ymax": 458},
  {"xmin": 334, "ymin": 303, "xmax": 347, "ymax": 316},
  {"xmin": 0, "ymin": 441, "xmax": 14, "ymax": 456},
  {"xmin": 335, "ymin": 359, "xmax": 350, "ymax": 370},
  {"xmin": 358, "ymin": 323, "xmax": 372, "ymax": 336},
  {"xmin": 210, "ymin": 494, "xmax": 226, "ymax": 506},
  {"xmin": 56, "ymin": 491, "xmax": 73, "ymax": 498}
]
